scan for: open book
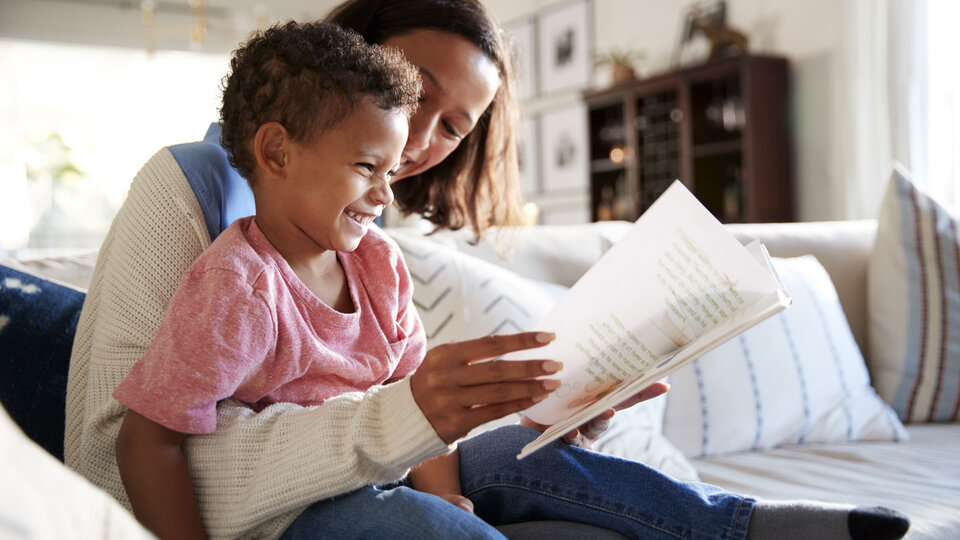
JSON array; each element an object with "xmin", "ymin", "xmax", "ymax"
[{"xmin": 505, "ymin": 181, "xmax": 791, "ymax": 459}]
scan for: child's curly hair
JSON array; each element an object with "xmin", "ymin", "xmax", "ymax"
[{"xmin": 220, "ymin": 21, "xmax": 422, "ymax": 182}]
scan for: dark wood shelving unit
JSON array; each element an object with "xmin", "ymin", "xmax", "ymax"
[{"xmin": 584, "ymin": 54, "xmax": 793, "ymax": 223}]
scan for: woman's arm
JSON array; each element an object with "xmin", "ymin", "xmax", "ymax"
[{"xmin": 116, "ymin": 410, "xmax": 206, "ymax": 540}]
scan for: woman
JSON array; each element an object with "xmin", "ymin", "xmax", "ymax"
[{"xmin": 64, "ymin": 1, "xmax": 908, "ymax": 539}]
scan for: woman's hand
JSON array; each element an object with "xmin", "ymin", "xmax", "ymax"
[
  {"xmin": 519, "ymin": 382, "xmax": 670, "ymax": 450},
  {"xmin": 410, "ymin": 332, "xmax": 562, "ymax": 444}
]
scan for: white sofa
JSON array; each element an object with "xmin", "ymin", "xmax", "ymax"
[
  {"xmin": 3, "ymin": 219, "xmax": 958, "ymax": 539},
  {"xmin": 387, "ymin": 218, "xmax": 960, "ymax": 540}
]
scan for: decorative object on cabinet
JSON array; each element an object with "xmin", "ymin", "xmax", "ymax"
[
  {"xmin": 537, "ymin": 0, "xmax": 592, "ymax": 95},
  {"xmin": 674, "ymin": 1, "xmax": 749, "ymax": 67},
  {"xmin": 584, "ymin": 54, "xmax": 792, "ymax": 224},
  {"xmin": 594, "ymin": 47, "xmax": 646, "ymax": 86}
]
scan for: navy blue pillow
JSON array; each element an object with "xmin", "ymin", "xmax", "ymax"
[{"xmin": 0, "ymin": 264, "xmax": 85, "ymax": 461}]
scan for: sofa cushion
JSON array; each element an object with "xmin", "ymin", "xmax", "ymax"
[
  {"xmin": 663, "ymin": 255, "xmax": 907, "ymax": 458},
  {"xmin": 869, "ymin": 163, "xmax": 960, "ymax": 423},
  {"xmin": 398, "ymin": 221, "xmax": 634, "ymax": 288},
  {"xmin": 388, "ymin": 230, "xmax": 700, "ymax": 481},
  {"xmin": 0, "ymin": 263, "xmax": 86, "ymax": 461},
  {"xmin": 692, "ymin": 423, "xmax": 960, "ymax": 540},
  {"xmin": 0, "ymin": 249, "xmax": 98, "ymax": 291}
]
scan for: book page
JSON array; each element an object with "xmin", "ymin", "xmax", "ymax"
[{"xmin": 502, "ymin": 181, "xmax": 788, "ymax": 429}]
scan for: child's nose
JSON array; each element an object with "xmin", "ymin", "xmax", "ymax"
[{"xmin": 370, "ymin": 174, "xmax": 394, "ymax": 207}]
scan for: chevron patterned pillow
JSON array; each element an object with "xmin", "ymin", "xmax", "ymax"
[{"xmin": 390, "ymin": 231, "xmax": 567, "ymax": 345}]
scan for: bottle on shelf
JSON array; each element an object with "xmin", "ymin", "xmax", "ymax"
[{"xmin": 597, "ymin": 185, "xmax": 615, "ymax": 221}]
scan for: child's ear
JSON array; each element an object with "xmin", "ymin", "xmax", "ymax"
[{"xmin": 253, "ymin": 122, "xmax": 289, "ymax": 180}]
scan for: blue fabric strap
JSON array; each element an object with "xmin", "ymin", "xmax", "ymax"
[{"xmin": 168, "ymin": 123, "xmax": 256, "ymax": 242}]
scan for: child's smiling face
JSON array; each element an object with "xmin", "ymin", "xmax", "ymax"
[{"xmin": 273, "ymin": 97, "xmax": 408, "ymax": 254}]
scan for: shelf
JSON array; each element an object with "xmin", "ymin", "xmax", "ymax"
[
  {"xmin": 584, "ymin": 54, "xmax": 793, "ymax": 224},
  {"xmin": 691, "ymin": 139, "xmax": 742, "ymax": 158},
  {"xmin": 590, "ymin": 159, "xmax": 629, "ymax": 174}
]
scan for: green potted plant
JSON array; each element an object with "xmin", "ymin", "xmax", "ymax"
[{"xmin": 594, "ymin": 47, "xmax": 646, "ymax": 85}]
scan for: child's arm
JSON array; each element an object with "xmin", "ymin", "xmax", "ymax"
[
  {"xmin": 407, "ymin": 448, "xmax": 474, "ymax": 513},
  {"xmin": 116, "ymin": 410, "xmax": 207, "ymax": 540}
]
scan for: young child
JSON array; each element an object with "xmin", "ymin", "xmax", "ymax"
[{"xmin": 113, "ymin": 21, "xmax": 472, "ymax": 538}]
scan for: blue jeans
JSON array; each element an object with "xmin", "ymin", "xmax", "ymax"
[{"xmin": 280, "ymin": 425, "xmax": 755, "ymax": 540}]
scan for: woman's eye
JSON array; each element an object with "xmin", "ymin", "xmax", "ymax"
[{"xmin": 442, "ymin": 122, "xmax": 463, "ymax": 141}]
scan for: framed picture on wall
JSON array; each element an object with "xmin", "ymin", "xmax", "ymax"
[
  {"xmin": 538, "ymin": 103, "xmax": 589, "ymax": 192},
  {"xmin": 518, "ymin": 114, "xmax": 540, "ymax": 195},
  {"xmin": 505, "ymin": 17, "xmax": 537, "ymax": 100},
  {"xmin": 537, "ymin": 0, "xmax": 591, "ymax": 94}
]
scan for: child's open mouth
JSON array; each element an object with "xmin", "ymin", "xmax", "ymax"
[{"xmin": 345, "ymin": 209, "xmax": 376, "ymax": 226}]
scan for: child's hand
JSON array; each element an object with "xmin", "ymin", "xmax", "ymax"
[
  {"xmin": 519, "ymin": 382, "xmax": 671, "ymax": 449},
  {"xmin": 439, "ymin": 494, "xmax": 475, "ymax": 513}
]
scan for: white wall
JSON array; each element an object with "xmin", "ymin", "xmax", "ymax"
[
  {"xmin": 0, "ymin": 0, "xmax": 862, "ymax": 222},
  {"xmin": 486, "ymin": 0, "xmax": 858, "ymax": 221}
]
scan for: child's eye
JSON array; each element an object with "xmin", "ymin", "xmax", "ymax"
[{"xmin": 355, "ymin": 163, "xmax": 375, "ymax": 174}]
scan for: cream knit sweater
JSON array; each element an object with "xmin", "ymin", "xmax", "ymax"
[{"xmin": 64, "ymin": 148, "xmax": 449, "ymax": 539}]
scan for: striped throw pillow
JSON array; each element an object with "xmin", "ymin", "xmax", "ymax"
[
  {"xmin": 663, "ymin": 256, "xmax": 906, "ymax": 458},
  {"xmin": 868, "ymin": 164, "xmax": 960, "ymax": 423}
]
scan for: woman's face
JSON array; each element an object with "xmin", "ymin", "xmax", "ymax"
[{"xmin": 383, "ymin": 29, "xmax": 501, "ymax": 181}]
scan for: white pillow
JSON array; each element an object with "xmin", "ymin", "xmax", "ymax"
[
  {"xmin": 869, "ymin": 164, "xmax": 960, "ymax": 423},
  {"xmin": 663, "ymin": 255, "xmax": 907, "ymax": 458},
  {"xmin": 389, "ymin": 229, "xmax": 699, "ymax": 480},
  {"xmin": 0, "ymin": 405, "xmax": 152, "ymax": 539},
  {"xmin": 593, "ymin": 387, "xmax": 700, "ymax": 481}
]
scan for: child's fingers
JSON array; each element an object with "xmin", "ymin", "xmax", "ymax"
[
  {"xmin": 574, "ymin": 408, "xmax": 615, "ymax": 443},
  {"xmin": 441, "ymin": 495, "xmax": 474, "ymax": 513},
  {"xmin": 612, "ymin": 382, "xmax": 670, "ymax": 411}
]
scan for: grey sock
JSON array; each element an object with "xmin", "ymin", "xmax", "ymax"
[{"xmin": 747, "ymin": 500, "xmax": 909, "ymax": 540}]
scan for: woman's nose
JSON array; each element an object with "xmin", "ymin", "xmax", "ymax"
[{"xmin": 405, "ymin": 110, "xmax": 436, "ymax": 153}]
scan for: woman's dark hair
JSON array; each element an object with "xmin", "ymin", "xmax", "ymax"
[
  {"xmin": 327, "ymin": 0, "xmax": 523, "ymax": 240},
  {"xmin": 219, "ymin": 21, "xmax": 421, "ymax": 183}
]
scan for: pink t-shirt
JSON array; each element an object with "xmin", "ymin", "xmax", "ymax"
[{"xmin": 114, "ymin": 216, "xmax": 425, "ymax": 434}]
